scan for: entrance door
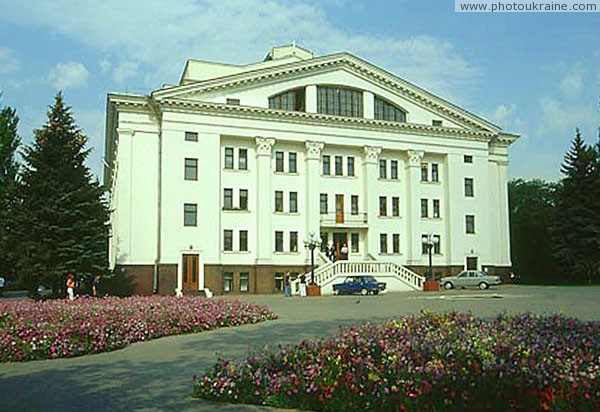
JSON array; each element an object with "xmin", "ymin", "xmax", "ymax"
[
  {"xmin": 333, "ymin": 232, "xmax": 348, "ymax": 260},
  {"xmin": 335, "ymin": 194, "xmax": 344, "ymax": 223},
  {"xmin": 182, "ymin": 254, "xmax": 199, "ymax": 291},
  {"xmin": 466, "ymin": 257, "xmax": 478, "ymax": 270}
]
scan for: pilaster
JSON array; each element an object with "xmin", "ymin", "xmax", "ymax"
[
  {"xmin": 362, "ymin": 145, "xmax": 382, "ymax": 256},
  {"xmin": 305, "ymin": 85, "xmax": 317, "ymax": 113},
  {"xmin": 305, "ymin": 141, "xmax": 325, "ymax": 247},
  {"xmin": 255, "ymin": 136, "xmax": 275, "ymax": 263},
  {"xmin": 406, "ymin": 150, "xmax": 424, "ymax": 264}
]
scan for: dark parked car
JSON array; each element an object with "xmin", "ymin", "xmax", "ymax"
[
  {"xmin": 441, "ymin": 270, "xmax": 502, "ymax": 290},
  {"xmin": 332, "ymin": 275, "xmax": 386, "ymax": 295}
]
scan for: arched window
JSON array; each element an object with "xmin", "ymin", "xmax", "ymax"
[
  {"xmin": 374, "ymin": 96, "xmax": 407, "ymax": 122},
  {"xmin": 317, "ymin": 86, "xmax": 363, "ymax": 118},
  {"xmin": 268, "ymin": 88, "xmax": 306, "ymax": 112}
]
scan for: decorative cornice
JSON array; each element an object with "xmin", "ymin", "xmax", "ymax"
[
  {"xmin": 255, "ymin": 137, "xmax": 275, "ymax": 156},
  {"xmin": 407, "ymin": 150, "xmax": 425, "ymax": 166},
  {"xmin": 363, "ymin": 146, "xmax": 382, "ymax": 163},
  {"xmin": 305, "ymin": 141, "xmax": 324, "ymax": 159},
  {"xmin": 159, "ymin": 99, "xmax": 496, "ymax": 143}
]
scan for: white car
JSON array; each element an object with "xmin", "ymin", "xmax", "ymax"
[{"xmin": 441, "ymin": 271, "xmax": 502, "ymax": 290}]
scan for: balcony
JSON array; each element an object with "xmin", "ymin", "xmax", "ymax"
[{"xmin": 319, "ymin": 212, "xmax": 368, "ymax": 228}]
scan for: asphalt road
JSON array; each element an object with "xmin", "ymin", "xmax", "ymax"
[{"xmin": 1, "ymin": 285, "xmax": 599, "ymax": 411}]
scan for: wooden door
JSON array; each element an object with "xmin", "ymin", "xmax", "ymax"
[
  {"xmin": 466, "ymin": 257, "xmax": 478, "ymax": 271},
  {"xmin": 335, "ymin": 194, "xmax": 344, "ymax": 223},
  {"xmin": 182, "ymin": 254, "xmax": 199, "ymax": 291}
]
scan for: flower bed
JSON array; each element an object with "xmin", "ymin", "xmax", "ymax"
[
  {"xmin": 193, "ymin": 313, "xmax": 600, "ymax": 411},
  {"xmin": 0, "ymin": 296, "xmax": 277, "ymax": 362}
]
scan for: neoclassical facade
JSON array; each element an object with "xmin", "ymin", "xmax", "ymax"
[{"xmin": 104, "ymin": 45, "xmax": 518, "ymax": 295}]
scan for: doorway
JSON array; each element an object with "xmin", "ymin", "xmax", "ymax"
[
  {"xmin": 466, "ymin": 256, "xmax": 478, "ymax": 270},
  {"xmin": 182, "ymin": 254, "xmax": 199, "ymax": 290},
  {"xmin": 333, "ymin": 232, "xmax": 348, "ymax": 260},
  {"xmin": 335, "ymin": 194, "xmax": 344, "ymax": 223}
]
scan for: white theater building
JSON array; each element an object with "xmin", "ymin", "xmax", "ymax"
[{"xmin": 104, "ymin": 45, "xmax": 518, "ymax": 296}]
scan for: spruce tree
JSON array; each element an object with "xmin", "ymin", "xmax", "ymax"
[
  {"xmin": 18, "ymin": 93, "xmax": 110, "ymax": 296},
  {"xmin": 552, "ymin": 129, "xmax": 600, "ymax": 283},
  {"xmin": 0, "ymin": 100, "xmax": 21, "ymax": 282}
]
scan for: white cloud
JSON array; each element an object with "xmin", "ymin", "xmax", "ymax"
[
  {"xmin": 560, "ymin": 63, "xmax": 584, "ymax": 97},
  {"xmin": 0, "ymin": 47, "xmax": 20, "ymax": 74},
  {"xmin": 99, "ymin": 58, "xmax": 112, "ymax": 73},
  {"xmin": 47, "ymin": 61, "xmax": 90, "ymax": 90},
  {"xmin": 0, "ymin": 0, "xmax": 480, "ymax": 102},
  {"xmin": 536, "ymin": 96, "xmax": 596, "ymax": 139},
  {"xmin": 112, "ymin": 60, "xmax": 140, "ymax": 84}
]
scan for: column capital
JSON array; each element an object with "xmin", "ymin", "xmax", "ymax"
[
  {"xmin": 407, "ymin": 150, "xmax": 425, "ymax": 166},
  {"xmin": 255, "ymin": 137, "xmax": 275, "ymax": 156},
  {"xmin": 305, "ymin": 141, "xmax": 324, "ymax": 160},
  {"xmin": 363, "ymin": 145, "xmax": 382, "ymax": 164}
]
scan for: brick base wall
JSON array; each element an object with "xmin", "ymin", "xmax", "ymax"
[{"xmin": 114, "ymin": 264, "xmax": 177, "ymax": 296}]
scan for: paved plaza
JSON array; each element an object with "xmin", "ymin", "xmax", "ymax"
[{"xmin": 1, "ymin": 285, "xmax": 599, "ymax": 411}]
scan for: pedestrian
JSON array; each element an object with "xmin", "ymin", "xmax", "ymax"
[
  {"xmin": 299, "ymin": 273, "xmax": 307, "ymax": 297},
  {"xmin": 92, "ymin": 274, "xmax": 101, "ymax": 297},
  {"xmin": 341, "ymin": 243, "xmax": 349, "ymax": 260},
  {"xmin": 66, "ymin": 273, "xmax": 75, "ymax": 300},
  {"xmin": 284, "ymin": 271, "xmax": 291, "ymax": 297}
]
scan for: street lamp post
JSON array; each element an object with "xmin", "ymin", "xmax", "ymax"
[
  {"xmin": 304, "ymin": 231, "xmax": 322, "ymax": 284},
  {"xmin": 421, "ymin": 233, "xmax": 439, "ymax": 281}
]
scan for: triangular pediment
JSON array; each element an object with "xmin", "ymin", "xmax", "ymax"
[{"xmin": 152, "ymin": 53, "xmax": 500, "ymax": 133}]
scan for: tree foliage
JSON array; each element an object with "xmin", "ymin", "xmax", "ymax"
[
  {"xmin": 17, "ymin": 93, "xmax": 110, "ymax": 296},
  {"xmin": 0, "ymin": 99, "xmax": 21, "ymax": 280},
  {"xmin": 552, "ymin": 129, "xmax": 600, "ymax": 283},
  {"xmin": 508, "ymin": 178, "xmax": 560, "ymax": 283}
]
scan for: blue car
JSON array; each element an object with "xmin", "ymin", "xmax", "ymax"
[{"xmin": 332, "ymin": 275, "xmax": 386, "ymax": 295}]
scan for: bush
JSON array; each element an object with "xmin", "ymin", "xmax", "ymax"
[
  {"xmin": 0, "ymin": 296, "xmax": 277, "ymax": 362},
  {"xmin": 193, "ymin": 312, "xmax": 600, "ymax": 411}
]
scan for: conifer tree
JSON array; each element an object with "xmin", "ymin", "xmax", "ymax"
[
  {"xmin": 18, "ymin": 93, "xmax": 110, "ymax": 295},
  {"xmin": 552, "ymin": 129, "xmax": 600, "ymax": 283},
  {"xmin": 0, "ymin": 99, "xmax": 21, "ymax": 281}
]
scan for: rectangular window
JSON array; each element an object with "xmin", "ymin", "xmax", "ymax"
[
  {"xmin": 422, "ymin": 237, "xmax": 429, "ymax": 255},
  {"xmin": 224, "ymin": 230, "xmax": 233, "ymax": 251},
  {"xmin": 238, "ymin": 149, "xmax": 248, "ymax": 170},
  {"xmin": 321, "ymin": 232, "xmax": 328, "ymax": 252},
  {"xmin": 421, "ymin": 163, "xmax": 428, "ymax": 182},
  {"xmin": 184, "ymin": 203, "xmax": 197, "ymax": 226},
  {"xmin": 351, "ymin": 233, "xmax": 359, "ymax": 253},
  {"xmin": 184, "ymin": 158, "xmax": 198, "ymax": 181},
  {"xmin": 392, "ymin": 197, "xmax": 400, "ymax": 217},
  {"xmin": 421, "ymin": 198, "xmax": 428, "ymax": 218},
  {"xmin": 320, "ymin": 193, "xmax": 328, "ymax": 214},
  {"xmin": 224, "ymin": 188, "xmax": 233, "ymax": 210},
  {"xmin": 391, "ymin": 160, "xmax": 398, "ymax": 180},
  {"xmin": 290, "ymin": 231, "xmax": 298, "ymax": 252},
  {"xmin": 433, "ymin": 235, "xmax": 441, "ymax": 254},
  {"xmin": 380, "ymin": 233, "xmax": 388, "ymax": 254},
  {"xmin": 226, "ymin": 98, "xmax": 240, "ymax": 105},
  {"xmin": 466, "ymin": 215, "xmax": 475, "ymax": 234},
  {"xmin": 465, "ymin": 178, "xmax": 474, "ymax": 197},
  {"xmin": 351, "ymin": 195, "xmax": 359, "ymax": 215},
  {"xmin": 275, "ymin": 191, "xmax": 283, "ymax": 212},
  {"xmin": 431, "ymin": 163, "xmax": 439, "ymax": 182},
  {"xmin": 379, "ymin": 159, "xmax": 387, "ymax": 179},
  {"xmin": 322, "ymin": 155, "xmax": 330, "ymax": 175},
  {"xmin": 223, "ymin": 272, "xmax": 233, "ymax": 293},
  {"xmin": 289, "ymin": 152, "xmax": 297, "ymax": 173},
  {"xmin": 464, "ymin": 155, "xmax": 473, "ymax": 163},
  {"xmin": 393, "ymin": 234, "xmax": 400, "ymax": 254},
  {"xmin": 275, "ymin": 231, "xmax": 284, "ymax": 252},
  {"xmin": 224, "ymin": 147, "xmax": 234, "ymax": 170},
  {"xmin": 239, "ymin": 230, "xmax": 248, "ymax": 252},
  {"xmin": 433, "ymin": 199, "xmax": 440, "ymax": 218},
  {"xmin": 379, "ymin": 196, "xmax": 387, "ymax": 216},
  {"xmin": 289, "ymin": 192, "xmax": 298, "ymax": 213},
  {"xmin": 275, "ymin": 151, "xmax": 284, "ymax": 172},
  {"xmin": 432, "ymin": 120, "xmax": 443, "ymax": 127},
  {"xmin": 239, "ymin": 272, "xmax": 249, "ymax": 292},
  {"xmin": 185, "ymin": 131, "xmax": 198, "ymax": 142},
  {"xmin": 347, "ymin": 156, "xmax": 355, "ymax": 177},
  {"xmin": 239, "ymin": 189, "xmax": 248, "ymax": 210},
  {"xmin": 335, "ymin": 155, "xmax": 343, "ymax": 176}
]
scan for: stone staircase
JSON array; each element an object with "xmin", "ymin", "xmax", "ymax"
[{"xmin": 291, "ymin": 258, "xmax": 425, "ymax": 295}]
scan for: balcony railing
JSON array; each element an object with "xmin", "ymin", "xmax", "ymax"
[{"xmin": 319, "ymin": 212, "xmax": 368, "ymax": 227}]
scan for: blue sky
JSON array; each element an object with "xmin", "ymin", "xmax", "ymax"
[{"xmin": 1, "ymin": 0, "xmax": 598, "ymax": 182}]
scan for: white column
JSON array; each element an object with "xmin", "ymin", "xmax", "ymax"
[
  {"xmin": 363, "ymin": 91, "xmax": 374, "ymax": 119},
  {"xmin": 363, "ymin": 145, "xmax": 382, "ymax": 257},
  {"xmin": 306, "ymin": 85, "xmax": 317, "ymax": 113},
  {"xmin": 114, "ymin": 128, "xmax": 135, "ymax": 263},
  {"xmin": 305, "ymin": 141, "xmax": 324, "ymax": 240},
  {"xmin": 255, "ymin": 137, "xmax": 276, "ymax": 263},
  {"xmin": 497, "ymin": 160, "xmax": 511, "ymax": 266},
  {"xmin": 406, "ymin": 150, "xmax": 424, "ymax": 264}
]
